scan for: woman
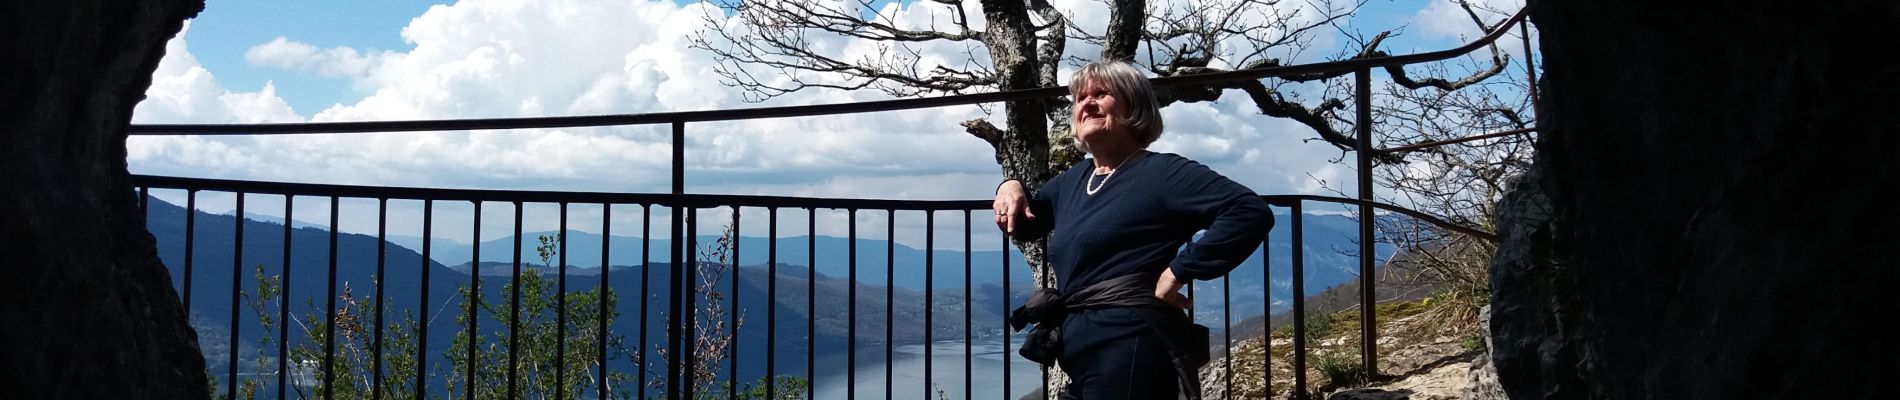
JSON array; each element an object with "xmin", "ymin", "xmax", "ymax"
[{"xmin": 994, "ymin": 60, "xmax": 1271, "ymax": 399}]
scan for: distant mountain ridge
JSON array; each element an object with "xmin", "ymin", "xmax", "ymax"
[
  {"xmin": 146, "ymin": 195, "xmax": 1390, "ymax": 394},
  {"xmin": 213, "ymin": 198, "xmax": 1392, "ymax": 329}
]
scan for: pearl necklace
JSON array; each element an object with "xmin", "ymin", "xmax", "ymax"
[{"xmin": 1085, "ymin": 152, "xmax": 1140, "ymax": 195}]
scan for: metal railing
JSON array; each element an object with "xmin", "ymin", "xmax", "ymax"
[
  {"xmin": 136, "ymin": 175, "xmax": 1472, "ymax": 400},
  {"xmin": 130, "ymin": 7, "xmax": 1533, "ymax": 399}
]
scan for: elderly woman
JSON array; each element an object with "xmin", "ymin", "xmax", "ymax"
[{"xmin": 994, "ymin": 60, "xmax": 1271, "ymax": 399}]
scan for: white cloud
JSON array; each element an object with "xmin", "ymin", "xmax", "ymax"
[
  {"xmin": 130, "ymin": 0, "xmax": 1424, "ymax": 244},
  {"xmin": 130, "ymin": 21, "xmax": 301, "ymax": 177},
  {"xmin": 242, "ymin": 37, "xmax": 319, "ymax": 70},
  {"xmin": 135, "ymin": 22, "xmax": 304, "ymax": 125},
  {"xmin": 1412, "ymin": 0, "xmax": 1534, "ymax": 60},
  {"xmin": 244, "ymin": 36, "xmax": 395, "ymax": 79}
]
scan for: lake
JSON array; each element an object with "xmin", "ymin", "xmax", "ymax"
[{"xmin": 813, "ymin": 337, "xmax": 1046, "ymax": 400}]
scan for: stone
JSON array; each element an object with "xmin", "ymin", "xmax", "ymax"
[
  {"xmin": 1488, "ymin": 0, "xmax": 1898, "ymax": 399},
  {"xmin": 1346, "ymin": 360, "xmax": 1469, "ymax": 400},
  {"xmin": 0, "ymin": 1, "xmax": 209, "ymax": 399}
]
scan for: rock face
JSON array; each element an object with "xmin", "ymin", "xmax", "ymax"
[
  {"xmin": 0, "ymin": 1, "xmax": 208, "ymax": 399},
  {"xmin": 1490, "ymin": 1, "xmax": 1898, "ymax": 399},
  {"xmin": 1462, "ymin": 306, "xmax": 1503, "ymax": 400}
]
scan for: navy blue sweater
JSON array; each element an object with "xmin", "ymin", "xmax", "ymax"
[{"xmin": 1014, "ymin": 151, "xmax": 1272, "ymax": 292}]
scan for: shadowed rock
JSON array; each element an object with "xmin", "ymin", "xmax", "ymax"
[
  {"xmin": 0, "ymin": 1, "xmax": 210, "ymax": 398},
  {"xmin": 1489, "ymin": 1, "xmax": 1898, "ymax": 399}
]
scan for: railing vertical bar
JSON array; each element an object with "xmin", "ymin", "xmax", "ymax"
[
  {"xmin": 279, "ymin": 195, "xmax": 292, "ymax": 400},
  {"xmin": 1261, "ymin": 233, "xmax": 1271, "ymax": 398},
  {"xmin": 1186, "ymin": 273, "xmax": 1196, "ymax": 397},
  {"xmin": 324, "ymin": 195, "xmax": 339, "ymax": 398},
  {"xmin": 1355, "ymin": 68, "xmax": 1379, "ymax": 376},
  {"xmin": 138, "ymin": 186, "xmax": 149, "ymax": 215},
  {"xmin": 467, "ymin": 201, "xmax": 482, "ymax": 400},
  {"xmin": 963, "ymin": 210, "xmax": 972, "ymax": 400},
  {"xmin": 1291, "ymin": 202, "xmax": 1308, "ymax": 399},
  {"xmin": 924, "ymin": 210, "xmax": 934, "ymax": 400},
  {"xmin": 373, "ymin": 197, "xmax": 387, "ymax": 400},
  {"xmin": 418, "ymin": 200, "xmax": 433, "ymax": 400},
  {"xmin": 507, "ymin": 202, "xmax": 523, "ymax": 399},
  {"xmin": 227, "ymin": 193, "xmax": 243, "ymax": 400},
  {"xmin": 1521, "ymin": 21, "xmax": 1539, "ymax": 116},
  {"xmin": 668, "ymin": 119, "xmax": 686, "ymax": 400},
  {"xmin": 638, "ymin": 204, "xmax": 651, "ymax": 400},
  {"xmin": 601, "ymin": 203, "xmax": 616, "ymax": 400},
  {"xmin": 684, "ymin": 207, "xmax": 700, "ymax": 400},
  {"xmin": 1224, "ymin": 257, "xmax": 1233, "ymax": 400},
  {"xmin": 806, "ymin": 209, "xmax": 816, "ymax": 400},
  {"xmin": 847, "ymin": 209, "xmax": 858, "ymax": 400},
  {"xmin": 766, "ymin": 207, "xmax": 779, "ymax": 400},
  {"xmin": 183, "ymin": 190, "xmax": 195, "ymax": 313},
  {"xmin": 1178, "ymin": 276, "xmax": 1193, "ymax": 398},
  {"xmin": 1041, "ymin": 242, "xmax": 1056, "ymax": 400},
  {"xmin": 639, "ymin": 204, "xmax": 653, "ymax": 400},
  {"xmin": 1042, "ymin": 236, "xmax": 1052, "ymax": 400},
  {"xmin": 731, "ymin": 206, "xmax": 741, "ymax": 400},
  {"xmin": 557, "ymin": 202, "xmax": 570, "ymax": 399},
  {"xmin": 1001, "ymin": 232, "xmax": 1010, "ymax": 399},
  {"xmin": 885, "ymin": 210, "xmax": 894, "ymax": 400}
]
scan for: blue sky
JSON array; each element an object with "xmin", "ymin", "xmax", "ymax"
[
  {"xmin": 182, "ymin": 0, "xmax": 454, "ymax": 114},
  {"xmin": 181, "ymin": 0, "xmax": 1493, "ymax": 115},
  {"xmin": 130, "ymin": 0, "xmax": 1534, "ymax": 243}
]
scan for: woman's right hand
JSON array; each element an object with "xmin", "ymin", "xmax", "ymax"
[{"xmin": 993, "ymin": 180, "xmax": 1035, "ymax": 234}]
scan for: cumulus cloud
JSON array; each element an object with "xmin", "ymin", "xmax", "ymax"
[
  {"xmin": 131, "ymin": 21, "xmax": 301, "ymax": 177},
  {"xmin": 244, "ymin": 36, "xmax": 396, "ymax": 79},
  {"xmin": 131, "ymin": 0, "xmax": 1405, "ymax": 226},
  {"xmin": 242, "ymin": 37, "xmax": 320, "ymax": 70},
  {"xmin": 135, "ymin": 22, "xmax": 304, "ymax": 125}
]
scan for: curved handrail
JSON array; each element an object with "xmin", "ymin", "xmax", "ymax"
[
  {"xmin": 127, "ymin": 9, "xmax": 1528, "ymax": 135},
  {"xmin": 130, "ymin": 174, "xmax": 989, "ymax": 211},
  {"xmin": 1262, "ymin": 194, "xmax": 1496, "ymax": 241},
  {"xmin": 132, "ymin": 175, "xmax": 1497, "ymax": 240}
]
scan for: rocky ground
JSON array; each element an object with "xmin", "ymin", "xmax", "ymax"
[{"xmin": 1198, "ymin": 300, "xmax": 1495, "ymax": 400}]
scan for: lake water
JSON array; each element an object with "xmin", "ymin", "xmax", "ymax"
[{"xmin": 813, "ymin": 337, "xmax": 1047, "ymax": 400}]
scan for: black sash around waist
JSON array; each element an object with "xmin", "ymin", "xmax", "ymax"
[{"xmin": 1007, "ymin": 272, "xmax": 1210, "ymax": 400}]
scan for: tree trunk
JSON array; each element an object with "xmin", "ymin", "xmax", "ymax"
[
  {"xmin": 979, "ymin": 0, "xmax": 1057, "ymax": 287},
  {"xmin": 1101, "ymin": 0, "xmax": 1146, "ymax": 61},
  {"xmin": 0, "ymin": 1, "xmax": 209, "ymax": 399},
  {"xmin": 980, "ymin": 0, "xmax": 1071, "ymax": 394}
]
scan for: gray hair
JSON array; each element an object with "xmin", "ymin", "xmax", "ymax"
[{"xmin": 1069, "ymin": 60, "xmax": 1165, "ymax": 148}]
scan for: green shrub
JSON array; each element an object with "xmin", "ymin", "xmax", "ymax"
[{"xmin": 1311, "ymin": 350, "xmax": 1365, "ymax": 389}]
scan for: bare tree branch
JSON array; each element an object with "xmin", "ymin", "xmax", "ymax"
[
  {"xmin": 1156, "ymin": 60, "xmax": 1403, "ymax": 164},
  {"xmin": 1101, "ymin": 0, "xmax": 1145, "ymax": 60},
  {"xmin": 1380, "ymin": 43, "xmax": 1507, "ymax": 91},
  {"xmin": 961, "ymin": 118, "xmax": 1003, "ymax": 147},
  {"xmin": 690, "ymin": 0, "xmax": 999, "ymax": 101},
  {"xmin": 1381, "ymin": 1, "xmax": 1512, "ymax": 92},
  {"xmin": 694, "ymin": 1, "xmax": 1535, "ymax": 391}
]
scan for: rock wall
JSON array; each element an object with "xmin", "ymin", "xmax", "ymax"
[
  {"xmin": 0, "ymin": 1, "xmax": 208, "ymax": 398},
  {"xmin": 1462, "ymin": 306, "xmax": 1503, "ymax": 400},
  {"xmin": 1489, "ymin": 1, "xmax": 1898, "ymax": 399}
]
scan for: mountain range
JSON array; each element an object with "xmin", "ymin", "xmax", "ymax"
[{"xmin": 147, "ymin": 195, "xmax": 1387, "ymax": 396}]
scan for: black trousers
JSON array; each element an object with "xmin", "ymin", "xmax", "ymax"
[{"xmin": 1056, "ymin": 313, "xmax": 1180, "ymax": 400}]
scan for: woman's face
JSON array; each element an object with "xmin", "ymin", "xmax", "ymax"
[{"xmin": 1071, "ymin": 80, "xmax": 1129, "ymax": 148}]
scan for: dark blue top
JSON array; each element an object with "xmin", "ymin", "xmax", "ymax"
[
  {"xmin": 1012, "ymin": 151, "xmax": 1271, "ymax": 353},
  {"xmin": 1016, "ymin": 151, "xmax": 1272, "ymax": 291}
]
